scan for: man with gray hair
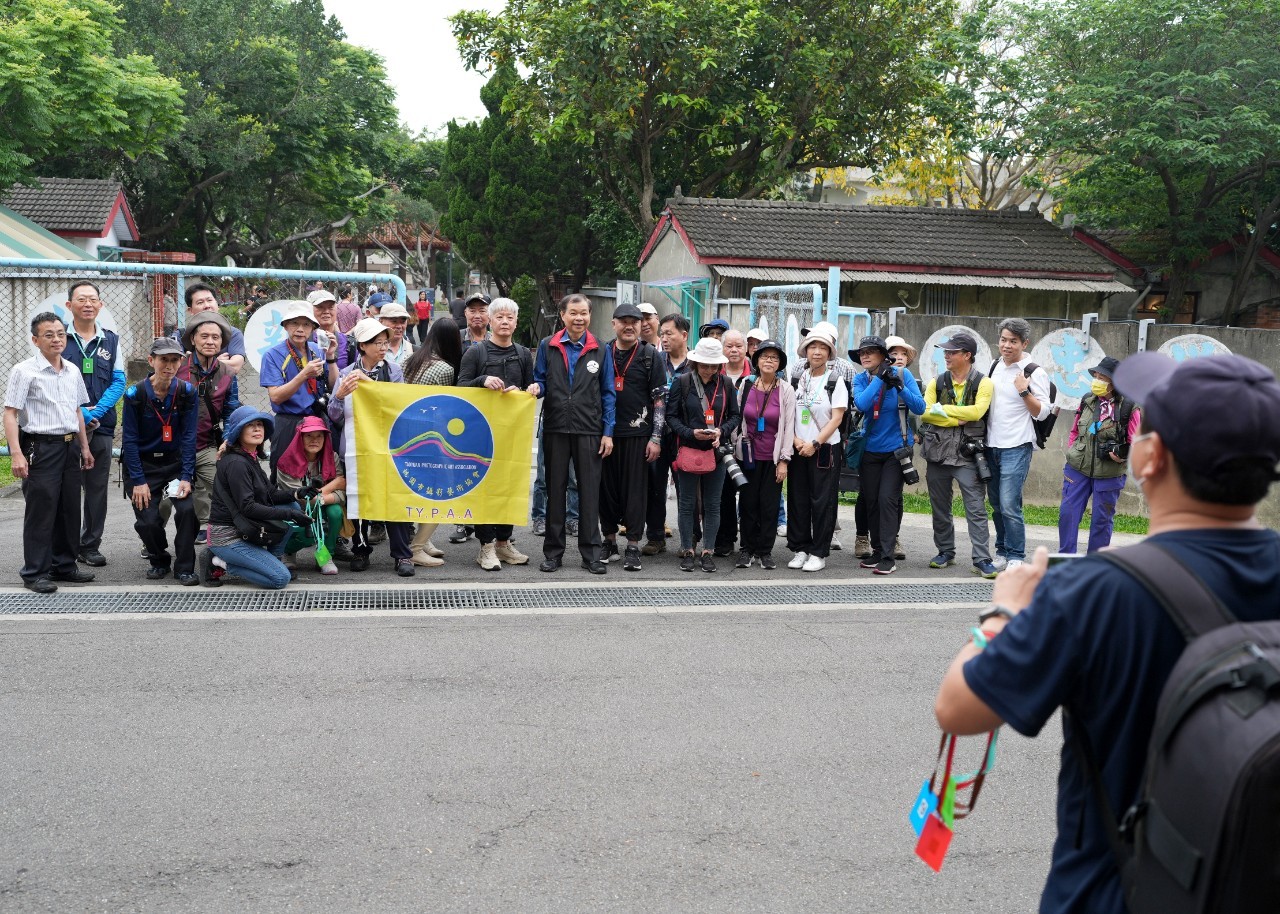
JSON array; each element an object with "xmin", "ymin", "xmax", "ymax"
[{"xmin": 985, "ymin": 317, "xmax": 1052, "ymax": 570}]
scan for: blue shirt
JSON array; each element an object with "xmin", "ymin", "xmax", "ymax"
[
  {"xmin": 852, "ymin": 366, "xmax": 925, "ymax": 452},
  {"xmin": 121, "ymin": 379, "xmax": 199, "ymax": 486},
  {"xmin": 259, "ymin": 340, "xmax": 325, "ymax": 415},
  {"xmin": 963, "ymin": 528, "xmax": 1280, "ymax": 913}
]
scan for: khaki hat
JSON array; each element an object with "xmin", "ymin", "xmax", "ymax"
[
  {"xmin": 307, "ymin": 289, "xmax": 337, "ymax": 306},
  {"xmin": 884, "ymin": 335, "xmax": 917, "ymax": 364},
  {"xmin": 746, "ymin": 327, "xmax": 768, "ymax": 342},
  {"xmin": 800, "ymin": 321, "xmax": 839, "ymax": 357},
  {"xmin": 351, "ymin": 317, "xmax": 391, "ymax": 344},
  {"xmin": 276, "ymin": 300, "xmax": 318, "ymax": 327},
  {"xmin": 378, "ymin": 302, "xmax": 411, "ymax": 320},
  {"xmin": 182, "ymin": 311, "xmax": 232, "ymax": 351}
]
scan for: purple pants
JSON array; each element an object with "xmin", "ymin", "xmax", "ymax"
[{"xmin": 1058, "ymin": 463, "xmax": 1126, "ymax": 553}]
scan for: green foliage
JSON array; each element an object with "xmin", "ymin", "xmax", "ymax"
[
  {"xmin": 452, "ymin": 0, "xmax": 954, "ymax": 235},
  {"xmin": 0, "ymin": 0, "xmax": 184, "ymax": 188},
  {"xmin": 509, "ymin": 274, "xmax": 540, "ymax": 346}
]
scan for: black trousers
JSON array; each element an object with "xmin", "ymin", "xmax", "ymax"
[
  {"xmin": 131, "ymin": 459, "xmax": 197, "ymax": 574},
  {"xmin": 475, "ymin": 524, "xmax": 514, "ymax": 545},
  {"xmin": 543, "ymin": 432, "xmax": 602, "ymax": 563},
  {"xmin": 860, "ymin": 450, "xmax": 905, "ymax": 561},
  {"xmin": 600, "ymin": 436, "xmax": 648, "ymax": 541},
  {"xmin": 739, "ymin": 460, "xmax": 783, "ymax": 556},
  {"xmin": 79, "ymin": 433, "xmax": 113, "ymax": 552},
  {"xmin": 786, "ymin": 445, "xmax": 841, "ymax": 558},
  {"xmin": 645, "ymin": 450, "xmax": 675, "ymax": 542},
  {"xmin": 715, "ymin": 464, "xmax": 739, "ymax": 550},
  {"xmin": 269, "ymin": 412, "xmax": 310, "ymax": 481},
  {"xmin": 353, "ymin": 520, "xmax": 412, "ymax": 559},
  {"xmin": 19, "ymin": 434, "xmax": 83, "ymax": 582}
]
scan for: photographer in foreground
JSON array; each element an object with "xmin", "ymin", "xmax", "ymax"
[
  {"xmin": 852, "ymin": 335, "xmax": 924, "ymax": 575},
  {"xmin": 934, "ymin": 352, "xmax": 1280, "ymax": 913},
  {"xmin": 1058, "ymin": 357, "xmax": 1140, "ymax": 554},
  {"xmin": 918, "ymin": 332, "xmax": 997, "ymax": 578},
  {"xmin": 665, "ymin": 338, "xmax": 740, "ymax": 573}
]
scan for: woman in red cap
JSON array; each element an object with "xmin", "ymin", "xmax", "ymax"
[{"xmin": 275, "ymin": 416, "xmax": 346, "ymax": 575}]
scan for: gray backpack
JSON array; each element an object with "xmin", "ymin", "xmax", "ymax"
[{"xmin": 1076, "ymin": 541, "xmax": 1280, "ymax": 913}]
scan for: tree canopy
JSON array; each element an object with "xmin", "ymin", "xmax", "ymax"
[
  {"xmin": 0, "ymin": 0, "xmax": 184, "ymax": 189},
  {"xmin": 451, "ymin": 0, "xmax": 955, "ymax": 237}
]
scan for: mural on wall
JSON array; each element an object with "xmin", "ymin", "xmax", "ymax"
[
  {"xmin": 918, "ymin": 325, "xmax": 994, "ymax": 382},
  {"xmin": 243, "ymin": 302, "xmax": 292, "ymax": 372},
  {"xmin": 1158, "ymin": 334, "xmax": 1232, "ymax": 362},
  {"xmin": 1031, "ymin": 329, "xmax": 1109, "ymax": 411}
]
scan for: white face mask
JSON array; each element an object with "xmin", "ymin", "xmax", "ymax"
[{"xmin": 1127, "ymin": 432, "xmax": 1155, "ymax": 490}]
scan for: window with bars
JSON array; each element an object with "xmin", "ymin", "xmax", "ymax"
[{"xmin": 923, "ymin": 286, "xmax": 958, "ymax": 316}]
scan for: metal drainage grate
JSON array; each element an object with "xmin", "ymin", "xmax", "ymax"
[{"xmin": 0, "ymin": 582, "xmax": 993, "ymax": 616}]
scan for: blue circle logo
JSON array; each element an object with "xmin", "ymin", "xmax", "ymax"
[{"xmin": 388, "ymin": 395, "xmax": 494, "ymax": 500}]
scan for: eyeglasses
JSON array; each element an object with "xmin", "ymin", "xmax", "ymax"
[
  {"xmin": 71, "ymin": 297, "xmax": 101, "ymax": 305},
  {"xmin": 37, "ymin": 331, "xmax": 67, "ymax": 340}
]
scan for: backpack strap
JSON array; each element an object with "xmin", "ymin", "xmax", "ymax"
[{"xmin": 1098, "ymin": 541, "xmax": 1237, "ymax": 640}]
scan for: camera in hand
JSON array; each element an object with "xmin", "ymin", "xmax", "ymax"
[
  {"xmin": 893, "ymin": 445, "xmax": 920, "ymax": 485},
  {"xmin": 1096, "ymin": 439, "xmax": 1126, "ymax": 461},
  {"xmin": 959, "ymin": 437, "xmax": 992, "ymax": 482},
  {"xmin": 716, "ymin": 443, "xmax": 749, "ymax": 489},
  {"xmin": 878, "ymin": 364, "xmax": 903, "ymax": 389}
]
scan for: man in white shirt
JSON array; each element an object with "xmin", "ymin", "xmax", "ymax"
[
  {"xmin": 378, "ymin": 302, "xmax": 415, "ymax": 368},
  {"xmin": 984, "ymin": 317, "xmax": 1052, "ymax": 569}
]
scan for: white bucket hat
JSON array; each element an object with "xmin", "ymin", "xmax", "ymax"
[
  {"xmin": 688, "ymin": 337, "xmax": 729, "ymax": 365},
  {"xmin": 276, "ymin": 300, "xmax": 317, "ymax": 327},
  {"xmin": 884, "ymin": 334, "xmax": 917, "ymax": 364},
  {"xmin": 351, "ymin": 317, "xmax": 391, "ymax": 344},
  {"xmin": 307, "ymin": 289, "xmax": 337, "ymax": 307},
  {"xmin": 800, "ymin": 321, "xmax": 839, "ymax": 358}
]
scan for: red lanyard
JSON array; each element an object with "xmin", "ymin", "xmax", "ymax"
[
  {"xmin": 287, "ymin": 342, "xmax": 316, "ymax": 394},
  {"xmin": 149, "ymin": 383, "xmax": 176, "ymax": 443},
  {"xmin": 612, "ymin": 343, "xmax": 639, "ymax": 392},
  {"xmin": 699, "ymin": 375, "xmax": 722, "ymax": 426}
]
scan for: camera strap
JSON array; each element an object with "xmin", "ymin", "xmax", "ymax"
[{"xmin": 898, "ymin": 398, "xmax": 911, "ymax": 447}]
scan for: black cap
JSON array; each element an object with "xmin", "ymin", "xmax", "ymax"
[
  {"xmin": 936, "ymin": 332, "xmax": 978, "ymax": 356},
  {"xmin": 613, "ymin": 302, "xmax": 643, "ymax": 320},
  {"xmin": 465, "ymin": 292, "xmax": 491, "ymax": 308},
  {"xmin": 1088, "ymin": 356, "xmax": 1120, "ymax": 379},
  {"xmin": 149, "ymin": 337, "xmax": 184, "ymax": 357},
  {"xmin": 1113, "ymin": 353, "xmax": 1280, "ymax": 477},
  {"xmin": 750, "ymin": 339, "xmax": 788, "ymax": 373},
  {"xmin": 850, "ymin": 335, "xmax": 888, "ymax": 359}
]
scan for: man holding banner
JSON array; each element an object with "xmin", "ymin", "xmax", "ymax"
[{"xmin": 533, "ymin": 293, "xmax": 616, "ymax": 575}]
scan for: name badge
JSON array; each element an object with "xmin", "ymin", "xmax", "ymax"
[
  {"xmin": 161, "ymin": 425, "xmax": 173, "ymax": 443},
  {"xmin": 757, "ymin": 416, "xmax": 766, "ymax": 433},
  {"xmin": 800, "ymin": 407, "xmax": 812, "ymax": 425},
  {"xmin": 82, "ymin": 357, "xmax": 94, "ymax": 374},
  {"xmin": 614, "ymin": 377, "xmax": 624, "ymax": 392},
  {"xmin": 704, "ymin": 409, "xmax": 715, "ymax": 426}
]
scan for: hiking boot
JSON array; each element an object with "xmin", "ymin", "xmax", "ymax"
[
  {"xmin": 477, "ymin": 542, "xmax": 501, "ymax": 571},
  {"xmin": 623, "ymin": 545, "xmax": 642, "ymax": 571},
  {"xmin": 680, "ymin": 551, "xmax": 696, "ymax": 572},
  {"xmin": 894, "ymin": 537, "xmax": 906, "ymax": 560},
  {"xmin": 495, "ymin": 542, "xmax": 529, "ymax": 565},
  {"xmin": 368, "ymin": 522, "xmax": 388, "ymax": 545},
  {"xmin": 854, "ymin": 534, "xmax": 872, "ymax": 558},
  {"xmin": 873, "ymin": 558, "xmax": 897, "ymax": 575},
  {"xmin": 641, "ymin": 538, "xmax": 666, "ymax": 556},
  {"xmin": 929, "ymin": 553, "xmax": 956, "ymax": 569},
  {"xmin": 531, "ymin": 518, "xmax": 546, "ymax": 536},
  {"xmin": 395, "ymin": 558, "xmax": 416, "ymax": 577},
  {"xmin": 700, "ymin": 552, "xmax": 717, "ymax": 573},
  {"xmin": 77, "ymin": 549, "xmax": 107, "ymax": 567},
  {"xmin": 758, "ymin": 554, "xmax": 777, "ymax": 570},
  {"xmin": 334, "ymin": 538, "xmax": 355, "ymax": 562},
  {"xmin": 411, "ymin": 548, "xmax": 444, "ymax": 567},
  {"xmin": 735, "ymin": 550, "xmax": 753, "ymax": 568},
  {"xmin": 421, "ymin": 538, "xmax": 444, "ymax": 559},
  {"xmin": 348, "ymin": 554, "xmax": 370, "ymax": 572},
  {"xmin": 972, "ymin": 560, "xmax": 998, "ymax": 580}
]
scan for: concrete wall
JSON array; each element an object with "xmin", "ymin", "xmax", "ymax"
[
  {"xmin": 639, "ymin": 230, "xmax": 710, "ymax": 294},
  {"xmin": 883, "ymin": 313, "xmax": 1280, "ymax": 528}
]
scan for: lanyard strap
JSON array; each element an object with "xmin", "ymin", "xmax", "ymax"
[
  {"xmin": 930, "ymin": 731, "xmax": 999, "ymax": 821},
  {"xmin": 288, "ymin": 342, "xmax": 317, "ymax": 394},
  {"xmin": 71, "ymin": 331, "xmax": 99, "ymax": 362},
  {"xmin": 692, "ymin": 373, "xmax": 721, "ymax": 426},
  {"xmin": 148, "ymin": 382, "xmax": 175, "ymax": 428},
  {"xmin": 612, "ymin": 342, "xmax": 639, "ymax": 381}
]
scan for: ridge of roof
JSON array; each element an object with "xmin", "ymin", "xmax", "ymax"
[{"xmin": 4, "ymin": 177, "xmax": 129, "ymax": 235}]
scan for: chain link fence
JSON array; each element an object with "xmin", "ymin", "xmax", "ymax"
[
  {"xmin": 749, "ymin": 284, "xmax": 824, "ymax": 362},
  {"xmin": 0, "ymin": 258, "xmax": 406, "ymax": 455}
]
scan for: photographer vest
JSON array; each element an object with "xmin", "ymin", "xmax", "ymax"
[
  {"xmin": 1066, "ymin": 394, "xmax": 1132, "ymax": 479},
  {"xmin": 919, "ymin": 369, "xmax": 988, "ymax": 467}
]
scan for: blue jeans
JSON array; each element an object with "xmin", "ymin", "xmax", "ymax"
[
  {"xmin": 676, "ymin": 465, "xmax": 726, "ymax": 552},
  {"xmin": 532, "ymin": 422, "xmax": 579, "ymax": 522},
  {"xmin": 210, "ymin": 536, "xmax": 292, "ymax": 589},
  {"xmin": 985, "ymin": 443, "xmax": 1033, "ymax": 562}
]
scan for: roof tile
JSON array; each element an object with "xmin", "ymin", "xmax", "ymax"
[{"xmin": 3, "ymin": 178, "xmax": 125, "ymax": 234}]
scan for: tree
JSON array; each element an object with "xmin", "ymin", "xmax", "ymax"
[
  {"xmin": 451, "ymin": 0, "xmax": 954, "ymax": 237},
  {"xmin": 0, "ymin": 0, "xmax": 183, "ymax": 189},
  {"xmin": 1020, "ymin": 0, "xmax": 1280, "ymax": 317}
]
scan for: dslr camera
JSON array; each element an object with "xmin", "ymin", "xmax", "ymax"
[
  {"xmin": 893, "ymin": 446, "xmax": 920, "ymax": 486},
  {"xmin": 959, "ymin": 437, "xmax": 992, "ymax": 482},
  {"xmin": 1096, "ymin": 439, "xmax": 1127, "ymax": 461},
  {"xmin": 878, "ymin": 363, "xmax": 903, "ymax": 390},
  {"xmin": 716, "ymin": 443, "xmax": 749, "ymax": 489}
]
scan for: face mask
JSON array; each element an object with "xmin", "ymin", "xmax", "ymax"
[
  {"xmin": 1127, "ymin": 432, "xmax": 1154, "ymax": 490},
  {"xmin": 1090, "ymin": 379, "xmax": 1111, "ymax": 397}
]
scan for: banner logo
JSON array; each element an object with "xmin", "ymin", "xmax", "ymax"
[{"xmin": 388, "ymin": 395, "xmax": 494, "ymax": 500}]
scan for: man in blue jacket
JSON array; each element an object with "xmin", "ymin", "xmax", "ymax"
[
  {"xmin": 533, "ymin": 293, "xmax": 616, "ymax": 574},
  {"xmin": 122, "ymin": 338, "xmax": 200, "ymax": 584}
]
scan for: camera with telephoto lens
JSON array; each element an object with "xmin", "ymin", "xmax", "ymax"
[
  {"xmin": 893, "ymin": 446, "xmax": 920, "ymax": 485},
  {"xmin": 959, "ymin": 437, "xmax": 992, "ymax": 482},
  {"xmin": 716, "ymin": 443, "xmax": 749, "ymax": 489}
]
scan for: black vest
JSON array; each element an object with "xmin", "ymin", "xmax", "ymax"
[{"xmin": 72, "ymin": 328, "xmax": 119, "ymax": 437}]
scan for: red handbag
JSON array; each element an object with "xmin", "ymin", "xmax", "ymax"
[{"xmin": 673, "ymin": 444, "xmax": 716, "ymax": 474}]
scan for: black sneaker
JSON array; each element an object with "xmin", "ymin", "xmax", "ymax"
[
  {"xmin": 368, "ymin": 522, "xmax": 388, "ymax": 545},
  {"xmin": 198, "ymin": 549, "xmax": 221, "ymax": 587},
  {"xmin": 735, "ymin": 550, "xmax": 752, "ymax": 568},
  {"xmin": 602, "ymin": 540, "xmax": 621, "ymax": 563},
  {"xmin": 758, "ymin": 554, "xmax": 776, "ymax": 570},
  {"xmin": 623, "ymin": 545, "xmax": 642, "ymax": 571},
  {"xmin": 859, "ymin": 556, "xmax": 880, "ymax": 569},
  {"xmin": 176, "ymin": 572, "xmax": 200, "ymax": 586},
  {"xmin": 146, "ymin": 565, "xmax": 170, "ymax": 580},
  {"xmin": 873, "ymin": 558, "xmax": 897, "ymax": 576},
  {"xmin": 77, "ymin": 549, "xmax": 107, "ymax": 567},
  {"xmin": 680, "ymin": 551, "xmax": 696, "ymax": 572},
  {"xmin": 712, "ymin": 544, "xmax": 734, "ymax": 557},
  {"xmin": 700, "ymin": 552, "xmax": 717, "ymax": 573},
  {"xmin": 395, "ymin": 558, "xmax": 416, "ymax": 577},
  {"xmin": 349, "ymin": 554, "xmax": 370, "ymax": 572}
]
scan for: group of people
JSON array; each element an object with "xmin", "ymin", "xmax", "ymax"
[{"xmin": 6, "ymin": 280, "xmax": 1148, "ymax": 592}]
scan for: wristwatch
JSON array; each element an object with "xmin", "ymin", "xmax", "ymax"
[
  {"xmin": 1018, "ymin": 389, "xmax": 1030, "ymax": 398},
  {"xmin": 978, "ymin": 605, "xmax": 1016, "ymax": 625}
]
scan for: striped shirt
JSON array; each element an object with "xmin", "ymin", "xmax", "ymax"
[{"xmin": 4, "ymin": 352, "xmax": 89, "ymax": 435}]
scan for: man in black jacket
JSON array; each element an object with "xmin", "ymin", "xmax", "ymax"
[
  {"xmin": 532, "ymin": 293, "xmax": 616, "ymax": 574},
  {"xmin": 458, "ymin": 296, "xmax": 537, "ymax": 571},
  {"xmin": 600, "ymin": 303, "xmax": 667, "ymax": 571}
]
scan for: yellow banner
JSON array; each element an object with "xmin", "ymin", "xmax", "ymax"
[{"xmin": 346, "ymin": 382, "xmax": 536, "ymax": 525}]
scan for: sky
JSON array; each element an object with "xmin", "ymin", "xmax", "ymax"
[{"xmin": 322, "ymin": 0, "xmax": 502, "ymax": 136}]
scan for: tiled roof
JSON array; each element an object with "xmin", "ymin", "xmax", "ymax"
[
  {"xmin": 661, "ymin": 197, "xmax": 1120, "ymax": 277},
  {"xmin": 4, "ymin": 177, "xmax": 127, "ymax": 234}
]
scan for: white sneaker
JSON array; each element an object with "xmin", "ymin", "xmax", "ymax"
[
  {"xmin": 991, "ymin": 556, "xmax": 1008, "ymax": 571},
  {"xmin": 777, "ymin": 523, "xmax": 788, "ymax": 537},
  {"xmin": 830, "ymin": 536, "xmax": 842, "ymax": 551},
  {"xmin": 477, "ymin": 542, "xmax": 501, "ymax": 571},
  {"xmin": 1005, "ymin": 559, "xmax": 1024, "ymax": 570},
  {"xmin": 319, "ymin": 561, "xmax": 339, "ymax": 575},
  {"xmin": 787, "ymin": 551, "xmax": 808, "ymax": 569},
  {"xmin": 801, "ymin": 554, "xmax": 826, "ymax": 572}
]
